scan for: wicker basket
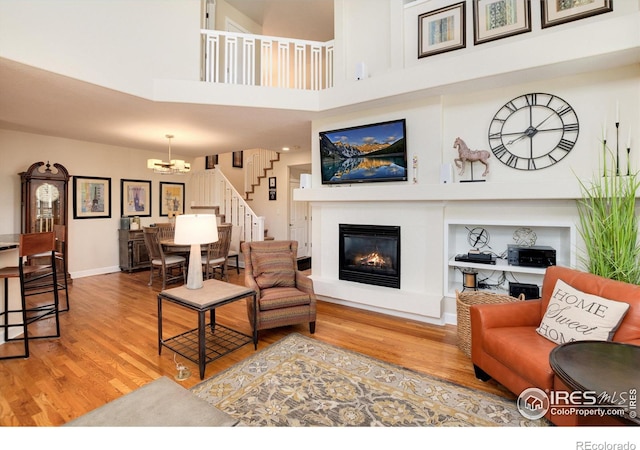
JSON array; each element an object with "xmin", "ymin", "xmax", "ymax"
[{"xmin": 455, "ymin": 290, "xmax": 524, "ymax": 358}]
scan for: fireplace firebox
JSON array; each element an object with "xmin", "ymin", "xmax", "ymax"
[{"xmin": 339, "ymin": 224, "xmax": 400, "ymax": 289}]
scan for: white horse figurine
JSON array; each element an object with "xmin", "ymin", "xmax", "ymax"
[{"xmin": 453, "ymin": 137, "xmax": 490, "ymax": 177}]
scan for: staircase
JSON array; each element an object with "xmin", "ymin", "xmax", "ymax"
[
  {"xmin": 189, "ymin": 169, "xmax": 265, "ymax": 244},
  {"xmin": 244, "ymin": 149, "xmax": 280, "ymax": 201}
]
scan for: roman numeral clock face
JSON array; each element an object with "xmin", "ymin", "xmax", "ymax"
[{"xmin": 488, "ymin": 93, "xmax": 579, "ymax": 170}]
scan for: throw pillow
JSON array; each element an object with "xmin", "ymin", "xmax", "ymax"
[
  {"xmin": 536, "ymin": 279, "xmax": 630, "ymax": 345},
  {"xmin": 252, "ymin": 251, "xmax": 296, "ymax": 289}
]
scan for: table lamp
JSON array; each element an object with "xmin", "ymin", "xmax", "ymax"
[{"xmin": 174, "ymin": 214, "xmax": 218, "ymax": 289}]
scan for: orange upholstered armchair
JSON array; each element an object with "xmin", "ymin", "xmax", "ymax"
[{"xmin": 241, "ymin": 240, "xmax": 316, "ymax": 337}]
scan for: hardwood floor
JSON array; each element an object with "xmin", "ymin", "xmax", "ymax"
[{"xmin": 0, "ymin": 268, "xmax": 513, "ymax": 426}]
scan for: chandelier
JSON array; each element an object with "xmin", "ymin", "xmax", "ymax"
[{"xmin": 147, "ymin": 134, "xmax": 191, "ymax": 174}]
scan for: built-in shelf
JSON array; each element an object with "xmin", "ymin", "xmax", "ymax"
[{"xmin": 444, "ymin": 220, "xmax": 576, "ymax": 298}]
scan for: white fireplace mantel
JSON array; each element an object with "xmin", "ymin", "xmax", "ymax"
[{"xmin": 294, "ymin": 180, "xmax": 584, "ymax": 203}]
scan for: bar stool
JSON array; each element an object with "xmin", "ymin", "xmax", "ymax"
[
  {"xmin": 0, "ymin": 256, "xmax": 29, "ymax": 360},
  {"xmin": 0, "ymin": 232, "xmax": 61, "ymax": 360},
  {"xmin": 53, "ymin": 225, "xmax": 70, "ymax": 312},
  {"xmin": 26, "ymin": 225, "xmax": 69, "ymax": 312}
]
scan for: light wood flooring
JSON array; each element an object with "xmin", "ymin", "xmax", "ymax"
[{"xmin": 0, "ymin": 268, "xmax": 513, "ymax": 426}]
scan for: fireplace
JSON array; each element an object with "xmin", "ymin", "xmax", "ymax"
[{"xmin": 339, "ymin": 224, "xmax": 400, "ymax": 289}]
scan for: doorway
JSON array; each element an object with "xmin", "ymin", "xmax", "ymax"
[{"xmin": 288, "ymin": 168, "xmax": 310, "ymax": 259}]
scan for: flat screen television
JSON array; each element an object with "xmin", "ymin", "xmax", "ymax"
[{"xmin": 319, "ymin": 119, "xmax": 408, "ymax": 185}]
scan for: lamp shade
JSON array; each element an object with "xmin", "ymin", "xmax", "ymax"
[{"xmin": 174, "ymin": 214, "xmax": 218, "ymax": 245}]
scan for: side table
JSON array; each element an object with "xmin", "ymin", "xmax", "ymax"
[
  {"xmin": 158, "ymin": 279, "xmax": 257, "ymax": 379},
  {"xmin": 550, "ymin": 340, "xmax": 640, "ymax": 425}
]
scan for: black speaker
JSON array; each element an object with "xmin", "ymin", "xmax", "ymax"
[{"xmin": 509, "ymin": 282, "xmax": 539, "ymax": 300}]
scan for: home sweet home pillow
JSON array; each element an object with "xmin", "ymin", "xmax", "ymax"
[{"xmin": 536, "ymin": 279, "xmax": 630, "ymax": 345}]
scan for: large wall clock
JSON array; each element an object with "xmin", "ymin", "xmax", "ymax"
[{"xmin": 488, "ymin": 92, "xmax": 579, "ymax": 170}]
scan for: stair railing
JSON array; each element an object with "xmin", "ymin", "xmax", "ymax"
[
  {"xmin": 189, "ymin": 169, "xmax": 264, "ymax": 243},
  {"xmin": 244, "ymin": 149, "xmax": 280, "ymax": 199}
]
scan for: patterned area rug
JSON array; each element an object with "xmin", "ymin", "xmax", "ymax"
[{"xmin": 191, "ymin": 333, "xmax": 549, "ymax": 427}]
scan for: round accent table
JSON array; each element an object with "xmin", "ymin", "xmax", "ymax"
[{"xmin": 550, "ymin": 340, "xmax": 640, "ymax": 425}]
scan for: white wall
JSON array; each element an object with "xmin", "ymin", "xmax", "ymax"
[
  {"xmin": 0, "ymin": 130, "xmax": 195, "ymax": 278},
  {"xmin": 1, "ymin": 0, "xmax": 639, "ymax": 325},
  {"xmin": 307, "ymin": 62, "xmax": 640, "ymax": 324},
  {"xmin": 0, "ymin": 129, "xmax": 312, "ymax": 280},
  {"xmin": 0, "ymin": 0, "xmax": 202, "ymax": 98},
  {"xmin": 215, "ymin": 0, "xmax": 262, "ymax": 34}
]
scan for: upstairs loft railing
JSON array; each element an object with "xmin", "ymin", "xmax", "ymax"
[{"xmin": 201, "ymin": 29, "xmax": 334, "ymax": 90}]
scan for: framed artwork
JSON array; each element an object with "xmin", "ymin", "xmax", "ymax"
[
  {"xmin": 541, "ymin": 0, "xmax": 612, "ymax": 29},
  {"xmin": 205, "ymin": 155, "xmax": 218, "ymax": 169},
  {"xmin": 159, "ymin": 181, "xmax": 185, "ymax": 217},
  {"xmin": 268, "ymin": 177, "xmax": 277, "ymax": 189},
  {"xmin": 73, "ymin": 176, "xmax": 112, "ymax": 219},
  {"xmin": 120, "ymin": 179, "xmax": 152, "ymax": 217},
  {"xmin": 269, "ymin": 190, "xmax": 277, "ymax": 201},
  {"xmin": 232, "ymin": 151, "xmax": 243, "ymax": 168},
  {"xmin": 473, "ymin": 0, "xmax": 531, "ymax": 45},
  {"xmin": 418, "ymin": 2, "xmax": 466, "ymax": 59}
]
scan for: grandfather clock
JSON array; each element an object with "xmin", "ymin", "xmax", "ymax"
[{"xmin": 20, "ymin": 161, "xmax": 71, "ymax": 282}]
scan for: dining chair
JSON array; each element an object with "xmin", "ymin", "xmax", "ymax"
[
  {"xmin": 226, "ymin": 225, "xmax": 242, "ymax": 275},
  {"xmin": 203, "ymin": 223, "xmax": 232, "ymax": 281},
  {"xmin": 142, "ymin": 227, "xmax": 186, "ymax": 290},
  {"xmin": 155, "ymin": 223, "xmax": 175, "ymax": 241}
]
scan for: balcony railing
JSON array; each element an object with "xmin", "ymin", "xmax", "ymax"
[{"xmin": 201, "ymin": 29, "xmax": 334, "ymax": 91}]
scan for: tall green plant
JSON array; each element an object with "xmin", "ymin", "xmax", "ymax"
[{"xmin": 576, "ymin": 145, "xmax": 640, "ymax": 284}]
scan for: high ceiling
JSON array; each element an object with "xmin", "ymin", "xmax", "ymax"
[{"xmin": 0, "ymin": 0, "xmax": 334, "ymax": 158}]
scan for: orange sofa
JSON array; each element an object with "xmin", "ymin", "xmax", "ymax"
[{"xmin": 470, "ymin": 265, "xmax": 640, "ymax": 426}]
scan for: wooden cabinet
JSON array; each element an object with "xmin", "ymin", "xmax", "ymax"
[{"xmin": 119, "ymin": 229, "xmax": 150, "ymax": 272}]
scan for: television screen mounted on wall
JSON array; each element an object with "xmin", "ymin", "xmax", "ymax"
[{"xmin": 319, "ymin": 119, "xmax": 408, "ymax": 185}]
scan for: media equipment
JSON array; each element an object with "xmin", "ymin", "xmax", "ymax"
[
  {"xmin": 507, "ymin": 244, "xmax": 556, "ymax": 268},
  {"xmin": 509, "ymin": 282, "xmax": 540, "ymax": 300},
  {"xmin": 319, "ymin": 119, "xmax": 408, "ymax": 185},
  {"xmin": 455, "ymin": 253, "xmax": 496, "ymax": 265}
]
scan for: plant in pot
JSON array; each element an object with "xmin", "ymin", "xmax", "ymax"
[{"xmin": 576, "ymin": 143, "xmax": 640, "ymax": 285}]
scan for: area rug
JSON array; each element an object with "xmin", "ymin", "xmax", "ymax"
[{"xmin": 191, "ymin": 333, "xmax": 549, "ymax": 427}]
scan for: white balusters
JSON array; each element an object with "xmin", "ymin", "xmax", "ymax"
[{"xmin": 201, "ymin": 30, "xmax": 333, "ymax": 91}]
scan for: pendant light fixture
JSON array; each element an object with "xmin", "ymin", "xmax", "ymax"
[{"xmin": 147, "ymin": 134, "xmax": 191, "ymax": 174}]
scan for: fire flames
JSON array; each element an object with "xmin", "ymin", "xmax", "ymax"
[{"xmin": 356, "ymin": 251, "xmax": 390, "ymax": 268}]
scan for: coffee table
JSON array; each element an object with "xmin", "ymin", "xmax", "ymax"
[
  {"xmin": 158, "ymin": 279, "xmax": 257, "ymax": 379},
  {"xmin": 550, "ymin": 340, "xmax": 640, "ymax": 425}
]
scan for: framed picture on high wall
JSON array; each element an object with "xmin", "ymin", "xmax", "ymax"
[
  {"xmin": 205, "ymin": 155, "xmax": 218, "ymax": 169},
  {"xmin": 73, "ymin": 176, "xmax": 112, "ymax": 219},
  {"xmin": 418, "ymin": 2, "xmax": 466, "ymax": 59},
  {"xmin": 541, "ymin": 0, "xmax": 612, "ymax": 29},
  {"xmin": 120, "ymin": 179, "xmax": 152, "ymax": 217},
  {"xmin": 159, "ymin": 181, "xmax": 185, "ymax": 217},
  {"xmin": 473, "ymin": 0, "xmax": 531, "ymax": 45},
  {"xmin": 232, "ymin": 151, "xmax": 243, "ymax": 168}
]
